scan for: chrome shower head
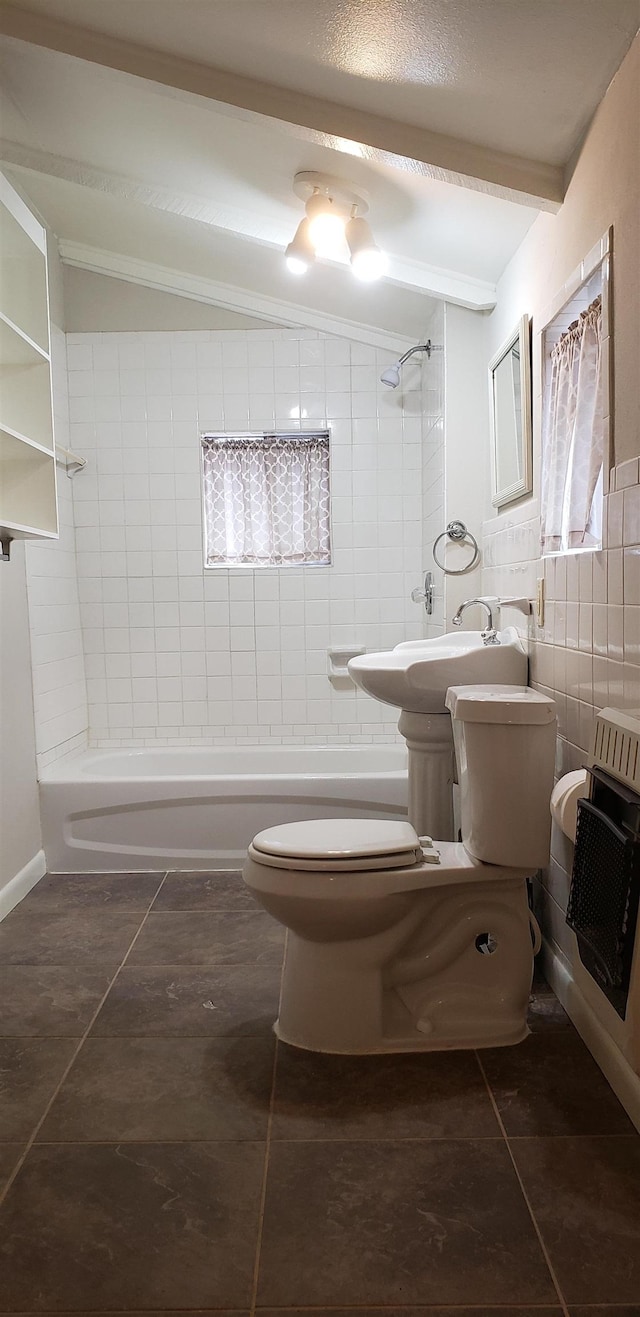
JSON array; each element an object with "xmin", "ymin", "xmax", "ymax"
[
  {"xmin": 379, "ymin": 340, "xmax": 438, "ymax": 388},
  {"xmin": 380, "ymin": 362, "xmax": 401, "ymax": 388}
]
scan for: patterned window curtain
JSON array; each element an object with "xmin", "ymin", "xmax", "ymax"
[
  {"xmin": 541, "ymin": 295, "xmax": 603, "ymax": 554},
  {"xmin": 202, "ymin": 433, "xmax": 331, "ymax": 566}
]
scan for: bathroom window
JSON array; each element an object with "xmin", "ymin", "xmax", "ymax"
[
  {"xmin": 540, "ymin": 233, "xmax": 611, "ymax": 556},
  {"xmin": 201, "ymin": 431, "xmax": 331, "ymax": 567}
]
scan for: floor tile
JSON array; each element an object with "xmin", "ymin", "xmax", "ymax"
[
  {"xmin": 257, "ymin": 1140, "xmax": 556, "ymax": 1306},
  {"xmin": 0, "ymin": 967, "xmax": 111, "ymax": 1036},
  {"xmin": 481, "ymin": 1032, "xmax": 634, "ymax": 1135},
  {"xmin": 259, "ymin": 1310, "xmax": 563, "ymax": 1317},
  {"xmin": 0, "ymin": 1145, "xmax": 23, "ymax": 1192},
  {"xmin": 38, "ymin": 1036, "xmax": 274, "ymax": 1141},
  {"xmin": 154, "ymin": 871, "xmax": 257, "ymax": 910},
  {"xmin": 22, "ymin": 872, "xmax": 165, "ymax": 912},
  {"xmin": 0, "ymin": 1037, "xmax": 78, "ymax": 1143},
  {"xmin": 527, "ymin": 981, "xmax": 572, "ymax": 1031},
  {"xmin": 128, "ymin": 910, "xmax": 285, "ymax": 966},
  {"xmin": 272, "ymin": 1045, "xmax": 500, "ymax": 1140},
  {"xmin": 512, "ymin": 1136, "xmax": 640, "ymax": 1303},
  {"xmin": 0, "ymin": 910, "xmax": 142, "ymax": 966},
  {"xmin": 93, "ymin": 964, "xmax": 280, "ymax": 1037},
  {"xmin": 0, "ymin": 1141, "xmax": 264, "ymax": 1311},
  {"xmin": 0, "ymin": 1039, "xmax": 76, "ymax": 1141},
  {"xmin": 569, "ymin": 1310, "xmax": 640, "ymax": 1317}
]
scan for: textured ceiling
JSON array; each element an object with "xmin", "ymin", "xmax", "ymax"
[
  {"xmin": 4, "ymin": 0, "xmax": 640, "ymax": 164},
  {"xmin": 0, "ymin": 40, "xmax": 536, "ymax": 289}
]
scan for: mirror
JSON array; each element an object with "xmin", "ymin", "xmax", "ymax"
[{"xmin": 488, "ymin": 314, "xmax": 532, "ymax": 509}]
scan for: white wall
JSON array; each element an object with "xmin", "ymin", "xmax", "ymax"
[
  {"xmin": 63, "ymin": 267, "xmax": 274, "ymax": 333},
  {"xmin": 481, "ymin": 34, "xmax": 640, "ymax": 972},
  {"xmin": 24, "ymin": 326, "xmax": 89, "ymax": 770},
  {"xmin": 420, "ymin": 303, "xmax": 445, "ymax": 637},
  {"xmin": 442, "ymin": 303, "xmax": 491, "ymax": 625},
  {"xmin": 66, "ymin": 325, "xmax": 426, "ymax": 747}
]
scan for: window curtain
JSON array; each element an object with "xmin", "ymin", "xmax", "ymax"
[
  {"xmin": 202, "ymin": 433, "xmax": 331, "ymax": 566},
  {"xmin": 541, "ymin": 295, "xmax": 603, "ymax": 554}
]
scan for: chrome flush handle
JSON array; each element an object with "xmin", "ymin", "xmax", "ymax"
[{"xmin": 411, "ymin": 570, "xmax": 434, "ymax": 615}]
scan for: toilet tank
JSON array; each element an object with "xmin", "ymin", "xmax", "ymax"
[{"xmin": 445, "ymin": 684, "xmax": 557, "ymax": 868}]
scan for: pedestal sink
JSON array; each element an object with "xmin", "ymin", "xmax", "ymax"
[{"xmin": 348, "ymin": 627, "xmax": 527, "ymax": 838}]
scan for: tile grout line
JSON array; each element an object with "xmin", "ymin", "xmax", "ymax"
[
  {"xmin": 248, "ymin": 936, "xmax": 288, "ymax": 1317},
  {"xmin": 0, "ymin": 871, "xmax": 171, "ymax": 1209},
  {"xmin": 474, "ymin": 1049, "xmax": 571, "ymax": 1317}
]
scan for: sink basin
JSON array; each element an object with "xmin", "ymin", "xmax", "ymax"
[{"xmin": 348, "ymin": 627, "xmax": 527, "ymax": 714}]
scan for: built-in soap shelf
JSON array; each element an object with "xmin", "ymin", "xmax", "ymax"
[{"xmin": 327, "ymin": 645, "xmax": 365, "ymax": 688}]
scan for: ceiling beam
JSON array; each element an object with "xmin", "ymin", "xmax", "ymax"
[
  {"xmin": 0, "ymin": 4, "xmax": 563, "ymax": 211},
  {"xmin": 2, "ymin": 144, "xmax": 498, "ymax": 309},
  {"xmin": 57, "ymin": 240, "xmax": 419, "ymax": 353}
]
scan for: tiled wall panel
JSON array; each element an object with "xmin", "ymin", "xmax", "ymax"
[
  {"xmin": 482, "ymin": 461, "xmax": 640, "ymax": 957},
  {"xmin": 66, "ymin": 327, "xmax": 428, "ymax": 746}
]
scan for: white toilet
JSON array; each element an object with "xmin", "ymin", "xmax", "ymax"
[{"xmin": 243, "ymin": 684, "xmax": 557, "ymax": 1054}]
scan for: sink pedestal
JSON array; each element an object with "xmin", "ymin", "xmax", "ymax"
[{"xmin": 398, "ymin": 710, "xmax": 455, "ymax": 840}]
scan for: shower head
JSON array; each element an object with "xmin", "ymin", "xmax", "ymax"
[
  {"xmin": 380, "ymin": 340, "xmax": 438, "ymax": 388},
  {"xmin": 380, "ymin": 362, "xmax": 401, "ymax": 388}
]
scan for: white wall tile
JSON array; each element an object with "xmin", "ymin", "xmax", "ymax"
[{"xmin": 69, "ymin": 327, "xmax": 428, "ymax": 745}]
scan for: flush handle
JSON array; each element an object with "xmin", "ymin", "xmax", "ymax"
[{"xmin": 411, "ymin": 570, "xmax": 434, "ymax": 615}]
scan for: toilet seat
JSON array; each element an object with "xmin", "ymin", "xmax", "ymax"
[{"xmin": 250, "ymin": 818, "xmax": 423, "ymax": 872}]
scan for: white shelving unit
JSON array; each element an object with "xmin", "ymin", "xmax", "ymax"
[{"xmin": 0, "ymin": 171, "xmax": 58, "ymax": 548}]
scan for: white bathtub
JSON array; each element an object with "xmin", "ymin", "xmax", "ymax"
[{"xmin": 39, "ymin": 745, "xmax": 408, "ymax": 872}]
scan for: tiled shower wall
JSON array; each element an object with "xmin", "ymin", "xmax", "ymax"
[
  {"xmin": 65, "ymin": 326, "xmax": 429, "ymax": 747},
  {"xmin": 420, "ymin": 304, "xmax": 445, "ymax": 638},
  {"xmin": 482, "ymin": 460, "xmax": 640, "ymax": 963},
  {"xmin": 24, "ymin": 326, "xmax": 88, "ymax": 770}
]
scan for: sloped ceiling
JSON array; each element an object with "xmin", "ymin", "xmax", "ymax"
[{"xmin": 0, "ymin": 1, "xmax": 637, "ymax": 338}]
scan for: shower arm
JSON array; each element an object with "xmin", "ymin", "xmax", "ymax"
[{"xmin": 397, "ymin": 341, "xmax": 443, "ymax": 366}]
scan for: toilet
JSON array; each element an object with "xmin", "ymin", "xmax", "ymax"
[{"xmin": 243, "ymin": 684, "xmax": 557, "ymax": 1054}]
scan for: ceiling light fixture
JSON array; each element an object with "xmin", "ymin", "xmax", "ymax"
[
  {"xmin": 285, "ymin": 171, "xmax": 386, "ymax": 282},
  {"xmin": 305, "ymin": 190, "xmax": 346, "ymax": 255},
  {"xmin": 285, "ymin": 218, "xmax": 315, "ymax": 275},
  {"xmin": 346, "ymin": 215, "xmax": 388, "ymax": 282}
]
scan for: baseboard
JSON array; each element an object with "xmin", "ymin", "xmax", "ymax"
[
  {"xmin": 541, "ymin": 937, "xmax": 640, "ymax": 1134},
  {"xmin": 0, "ymin": 849, "xmax": 46, "ymax": 922}
]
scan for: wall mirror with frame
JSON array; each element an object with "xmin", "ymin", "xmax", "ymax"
[{"xmin": 488, "ymin": 314, "xmax": 532, "ymax": 510}]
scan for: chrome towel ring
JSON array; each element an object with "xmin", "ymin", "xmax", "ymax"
[{"xmin": 432, "ymin": 520, "xmax": 480, "ymax": 575}]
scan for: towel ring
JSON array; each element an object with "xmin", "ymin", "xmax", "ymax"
[{"xmin": 432, "ymin": 520, "xmax": 480, "ymax": 575}]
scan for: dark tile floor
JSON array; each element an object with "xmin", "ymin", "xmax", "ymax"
[{"xmin": 0, "ymin": 870, "xmax": 639, "ymax": 1314}]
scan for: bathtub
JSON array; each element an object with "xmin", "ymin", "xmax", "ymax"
[{"xmin": 39, "ymin": 745, "xmax": 408, "ymax": 872}]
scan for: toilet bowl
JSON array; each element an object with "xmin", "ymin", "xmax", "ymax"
[{"xmin": 243, "ymin": 684, "xmax": 557, "ymax": 1054}]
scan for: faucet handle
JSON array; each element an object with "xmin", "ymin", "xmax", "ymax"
[{"xmin": 411, "ymin": 571, "xmax": 434, "ymax": 615}]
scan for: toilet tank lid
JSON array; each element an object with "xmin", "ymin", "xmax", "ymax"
[
  {"xmin": 252, "ymin": 818, "xmax": 419, "ymax": 860},
  {"xmin": 446, "ymin": 684, "xmax": 557, "ymax": 725}
]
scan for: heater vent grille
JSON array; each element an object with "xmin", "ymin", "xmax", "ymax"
[{"xmin": 591, "ymin": 708, "xmax": 640, "ymax": 792}]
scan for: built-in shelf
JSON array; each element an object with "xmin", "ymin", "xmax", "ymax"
[
  {"xmin": 0, "ymin": 429, "xmax": 58, "ymax": 539},
  {"xmin": 0, "ymin": 178, "xmax": 49, "ymax": 355},
  {"xmin": 0, "ymin": 171, "xmax": 57, "ymax": 545}
]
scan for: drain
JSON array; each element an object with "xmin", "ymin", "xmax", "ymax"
[{"xmin": 475, "ymin": 932, "xmax": 498, "ymax": 955}]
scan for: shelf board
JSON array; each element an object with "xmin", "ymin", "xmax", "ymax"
[
  {"xmin": 0, "ymin": 423, "xmax": 54, "ymax": 457},
  {"xmin": 0, "ymin": 312, "xmax": 50, "ymax": 366},
  {"xmin": 0, "ymin": 517, "xmax": 58, "ymax": 540}
]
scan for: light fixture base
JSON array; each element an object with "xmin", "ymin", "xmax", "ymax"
[{"xmin": 293, "ymin": 171, "xmax": 369, "ymax": 217}]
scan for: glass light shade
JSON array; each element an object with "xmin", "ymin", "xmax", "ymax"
[
  {"xmin": 346, "ymin": 216, "xmax": 387, "ymax": 281},
  {"xmin": 284, "ymin": 218, "xmax": 315, "ymax": 274}
]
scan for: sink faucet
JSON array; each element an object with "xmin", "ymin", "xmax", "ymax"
[{"xmin": 452, "ymin": 598, "xmax": 501, "ymax": 645}]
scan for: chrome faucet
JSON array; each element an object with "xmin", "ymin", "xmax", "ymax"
[{"xmin": 452, "ymin": 598, "xmax": 501, "ymax": 645}]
